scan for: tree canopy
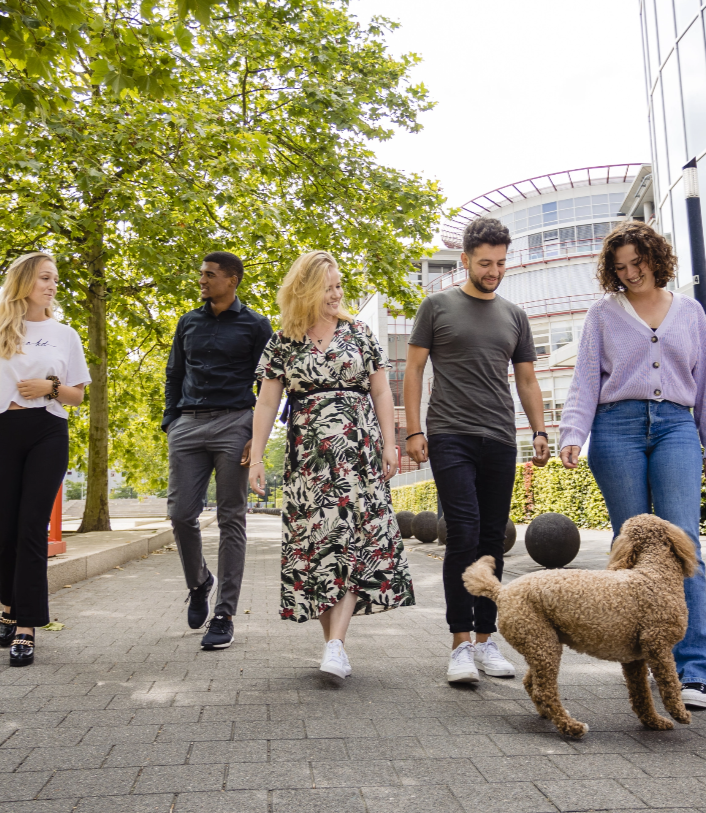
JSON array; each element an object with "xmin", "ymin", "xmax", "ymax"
[{"xmin": 0, "ymin": 0, "xmax": 443, "ymax": 529}]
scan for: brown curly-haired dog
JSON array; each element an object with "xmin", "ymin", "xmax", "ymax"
[{"xmin": 463, "ymin": 514, "xmax": 697, "ymax": 738}]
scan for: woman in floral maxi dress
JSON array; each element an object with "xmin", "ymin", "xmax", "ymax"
[{"xmin": 249, "ymin": 251, "xmax": 415, "ymax": 678}]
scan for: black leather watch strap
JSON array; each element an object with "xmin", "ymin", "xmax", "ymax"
[{"xmin": 533, "ymin": 431, "xmax": 549, "ymax": 440}]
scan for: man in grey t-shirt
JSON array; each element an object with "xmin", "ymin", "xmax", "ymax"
[{"xmin": 404, "ymin": 217, "xmax": 550, "ymax": 685}]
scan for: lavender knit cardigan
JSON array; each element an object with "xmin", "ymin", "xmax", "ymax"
[{"xmin": 559, "ymin": 293, "xmax": 706, "ymax": 453}]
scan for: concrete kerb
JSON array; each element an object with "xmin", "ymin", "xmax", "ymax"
[{"xmin": 47, "ymin": 515, "xmax": 216, "ymax": 593}]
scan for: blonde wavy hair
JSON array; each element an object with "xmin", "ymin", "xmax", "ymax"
[
  {"xmin": 0, "ymin": 252, "xmax": 56, "ymax": 359},
  {"xmin": 277, "ymin": 251, "xmax": 352, "ymax": 341}
]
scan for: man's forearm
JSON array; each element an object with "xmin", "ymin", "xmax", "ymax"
[
  {"xmin": 517, "ymin": 382, "xmax": 547, "ymax": 432},
  {"xmin": 403, "ymin": 368, "xmax": 424, "ymax": 433}
]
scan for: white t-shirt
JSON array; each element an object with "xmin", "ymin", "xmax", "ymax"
[{"xmin": 0, "ymin": 319, "xmax": 91, "ymax": 418}]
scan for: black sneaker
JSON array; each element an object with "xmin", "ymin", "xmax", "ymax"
[
  {"xmin": 201, "ymin": 614, "xmax": 234, "ymax": 650},
  {"xmin": 0, "ymin": 613, "xmax": 16, "ymax": 648},
  {"xmin": 681, "ymin": 682, "xmax": 706, "ymax": 709},
  {"xmin": 185, "ymin": 572, "xmax": 217, "ymax": 629}
]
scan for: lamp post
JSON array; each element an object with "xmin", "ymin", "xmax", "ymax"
[{"xmin": 683, "ymin": 158, "xmax": 706, "ymax": 314}]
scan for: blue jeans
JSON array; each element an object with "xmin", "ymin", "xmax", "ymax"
[
  {"xmin": 588, "ymin": 399, "xmax": 706, "ymax": 684},
  {"xmin": 428, "ymin": 434, "xmax": 517, "ymax": 634}
]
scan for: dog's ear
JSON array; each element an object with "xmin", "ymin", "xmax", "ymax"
[
  {"xmin": 665, "ymin": 523, "xmax": 698, "ymax": 578},
  {"xmin": 607, "ymin": 531, "xmax": 640, "ymax": 570}
]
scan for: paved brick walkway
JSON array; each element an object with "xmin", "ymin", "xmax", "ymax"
[{"xmin": 2, "ymin": 515, "xmax": 706, "ymax": 812}]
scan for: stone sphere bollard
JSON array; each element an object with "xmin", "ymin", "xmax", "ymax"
[
  {"xmin": 504, "ymin": 519, "xmax": 517, "ymax": 554},
  {"xmin": 411, "ymin": 510, "xmax": 439, "ymax": 544},
  {"xmin": 525, "ymin": 512, "xmax": 580, "ymax": 568},
  {"xmin": 438, "ymin": 515, "xmax": 447, "ymax": 545},
  {"xmin": 395, "ymin": 511, "xmax": 415, "ymax": 539}
]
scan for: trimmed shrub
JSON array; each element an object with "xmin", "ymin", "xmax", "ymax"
[{"xmin": 390, "ymin": 479, "xmax": 437, "ymax": 513}]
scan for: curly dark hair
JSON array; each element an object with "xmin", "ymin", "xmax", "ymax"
[
  {"xmin": 596, "ymin": 221, "xmax": 677, "ymax": 292},
  {"xmin": 462, "ymin": 217, "xmax": 511, "ymax": 255}
]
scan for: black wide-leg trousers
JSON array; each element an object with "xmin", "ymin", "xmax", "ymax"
[{"xmin": 0, "ymin": 408, "xmax": 68, "ymax": 627}]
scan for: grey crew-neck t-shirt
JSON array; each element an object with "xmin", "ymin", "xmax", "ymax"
[{"xmin": 408, "ymin": 286, "xmax": 536, "ymax": 447}]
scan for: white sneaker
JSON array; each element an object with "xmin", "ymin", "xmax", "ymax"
[
  {"xmin": 681, "ymin": 682, "xmax": 706, "ymax": 709},
  {"xmin": 320, "ymin": 639, "xmax": 349, "ymax": 678},
  {"xmin": 447, "ymin": 642, "xmax": 479, "ymax": 684},
  {"xmin": 475, "ymin": 639, "xmax": 516, "ymax": 677}
]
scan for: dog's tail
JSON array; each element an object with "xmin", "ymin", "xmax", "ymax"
[{"xmin": 463, "ymin": 556, "xmax": 502, "ymax": 603}]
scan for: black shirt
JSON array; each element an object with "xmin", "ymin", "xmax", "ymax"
[{"xmin": 162, "ymin": 297, "xmax": 273, "ymax": 430}]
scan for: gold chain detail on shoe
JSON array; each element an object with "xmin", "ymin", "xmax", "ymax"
[
  {"xmin": 0, "ymin": 617, "xmax": 16, "ymax": 625},
  {"xmin": 11, "ymin": 639, "xmax": 33, "ymax": 647}
]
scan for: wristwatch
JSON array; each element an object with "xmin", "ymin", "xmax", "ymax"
[{"xmin": 533, "ymin": 431, "xmax": 549, "ymax": 440}]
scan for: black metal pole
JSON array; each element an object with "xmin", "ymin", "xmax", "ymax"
[{"xmin": 683, "ymin": 158, "xmax": 706, "ymax": 314}]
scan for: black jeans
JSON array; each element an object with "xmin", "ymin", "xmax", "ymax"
[
  {"xmin": 428, "ymin": 434, "xmax": 517, "ymax": 634},
  {"xmin": 0, "ymin": 409, "xmax": 69, "ymax": 627}
]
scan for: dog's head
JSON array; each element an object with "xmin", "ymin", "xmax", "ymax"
[{"xmin": 607, "ymin": 514, "xmax": 697, "ymax": 578}]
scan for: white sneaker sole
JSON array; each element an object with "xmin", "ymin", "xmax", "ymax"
[
  {"xmin": 201, "ymin": 635, "xmax": 233, "ymax": 651},
  {"xmin": 320, "ymin": 661, "xmax": 348, "ymax": 679},
  {"xmin": 447, "ymin": 670, "xmax": 480, "ymax": 684},
  {"xmin": 475, "ymin": 661, "xmax": 516, "ymax": 678},
  {"xmin": 682, "ymin": 689, "xmax": 706, "ymax": 709}
]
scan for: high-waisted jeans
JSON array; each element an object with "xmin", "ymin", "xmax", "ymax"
[{"xmin": 588, "ymin": 399, "xmax": 706, "ymax": 683}]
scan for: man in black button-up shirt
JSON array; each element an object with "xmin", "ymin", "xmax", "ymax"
[{"xmin": 164, "ymin": 252, "xmax": 272, "ymax": 650}]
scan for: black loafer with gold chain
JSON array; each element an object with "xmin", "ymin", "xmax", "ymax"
[
  {"xmin": 0, "ymin": 613, "xmax": 16, "ymax": 648},
  {"xmin": 10, "ymin": 633, "xmax": 34, "ymax": 667}
]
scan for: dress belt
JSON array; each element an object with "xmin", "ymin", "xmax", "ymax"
[{"xmin": 279, "ymin": 386, "xmax": 370, "ymax": 472}]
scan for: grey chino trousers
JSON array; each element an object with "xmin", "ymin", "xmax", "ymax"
[{"xmin": 167, "ymin": 409, "xmax": 252, "ymax": 617}]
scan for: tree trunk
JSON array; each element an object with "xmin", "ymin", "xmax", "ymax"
[{"xmin": 77, "ymin": 243, "xmax": 111, "ymax": 533}]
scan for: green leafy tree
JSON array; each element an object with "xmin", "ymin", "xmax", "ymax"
[{"xmin": 0, "ymin": 1, "xmax": 442, "ymax": 531}]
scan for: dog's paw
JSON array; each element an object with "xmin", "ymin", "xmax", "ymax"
[
  {"xmin": 643, "ymin": 715, "xmax": 674, "ymax": 730},
  {"xmin": 671, "ymin": 707, "xmax": 691, "ymax": 725},
  {"xmin": 560, "ymin": 720, "xmax": 589, "ymax": 739}
]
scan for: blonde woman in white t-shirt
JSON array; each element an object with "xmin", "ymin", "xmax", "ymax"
[{"xmin": 0, "ymin": 252, "xmax": 91, "ymax": 666}]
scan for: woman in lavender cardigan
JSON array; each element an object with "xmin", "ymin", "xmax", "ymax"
[{"xmin": 560, "ymin": 221, "xmax": 706, "ymax": 709}]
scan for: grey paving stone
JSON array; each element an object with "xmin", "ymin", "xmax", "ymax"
[
  {"xmin": 344, "ymin": 736, "xmax": 425, "ymax": 760},
  {"xmin": 471, "ymin": 755, "xmax": 567, "ymax": 782},
  {"xmin": 362, "ymin": 785, "xmax": 465, "ymax": 813},
  {"xmin": 0, "ymin": 801, "xmax": 77, "ymax": 813},
  {"xmin": 393, "ymin": 758, "xmax": 484, "ymax": 786},
  {"xmin": 568, "ymin": 731, "xmax": 652, "ymax": 754},
  {"xmin": 174, "ymin": 789, "xmax": 269, "ymax": 812},
  {"xmin": 440, "ymin": 715, "xmax": 517, "ymax": 735},
  {"xmin": 489, "ymin": 733, "xmax": 577, "ymax": 756},
  {"xmin": 189, "ymin": 740, "xmax": 268, "ymax": 764},
  {"xmin": 233, "ymin": 721, "xmax": 305, "ymax": 740},
  {"xmin": 268, "ymin": 738, "xmax": 347, "ymax": 762},
  {"xmin": 312, "ymin": 759, "xmax": 397, "ymax": 788},
  {"xmin": 157, "ymin": 723, "xmax": 233, "ymax": 743},
  {"xmin": 202, "ymin": 704, "xmax": 268, "ymax": 721},
  {"xmin": 273, "ymin": 787, "xmax": 367, "ymax": 813},
  {"xmin": 450, "ymin": 781, "xmax": 557, "ymax": 813},
  {"xmin": 628, "ymin": 729, "xmax": 706, "ymax": 752},
  {"xmin": 535, "ymin": 779, "xmax": 646, "ymax": 811},
  {"xmin": 135, "ymin": 763, "xmax": 226, "ymax": 793},
  {"xmin": 306, "ymin": 718, "xmax": 375, "ymax": 739},
  {"xmin": 3, "ymin": 726, "xmax": 88, "ymax": 749},
  {"xmin": 74, "ymin": 795, "xmax": 175, "ymax": 812},
  {"xmin": 624, "ymin": 752, "xmax": 706, "ymax": 777},
  {"xmin": 130, "ymin": 707, "xmax": 201, "ymax": 725},
  {"xmin": 0, "ymin": 770, "xmax": 52, "ymax": 801},
  {"xmin": 418, "ymin": 735, "xmax": 504, "ymax": 758},
  {"xmin": 547, "ymin": 754, "xmax": 647, "ymax": 779},
  {"xmin": 620, "ymin": 777, "xmax": 706, "ymax": 808},
  {"xmin": 82, "ymin": 725, "xmax": 159, "ymax": 746},
  {"xmin": 104, "ymin": 742, "xmax": 190, "ymax": 767},
  {"xmin": 61, "ymin": 710, "xmax": 135, "ymax": 728},
  {"xmin": 226, "ymin": 761, "xmax": 312, "ymax": 790},
  {"xmin": 0, "ymin": 748, "xmax": 32, "ymax": 771},
  {"xmin": 19, "ymin": 745, "xmax": 111, "ymax": 771},
  {"xmin": 39, "ymin": 768, "xmax": 139, "ymax": 799}
]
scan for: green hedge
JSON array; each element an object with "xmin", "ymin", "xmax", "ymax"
[{"xmin": 392, "ymin": 459, "xmax": 610, "ymax": 529}]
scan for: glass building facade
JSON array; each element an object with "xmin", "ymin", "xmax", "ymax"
[{"xmin": 641, "ymin": 0, "xmax": 706, "ymax": 287}]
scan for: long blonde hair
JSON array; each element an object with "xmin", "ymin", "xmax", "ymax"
[
  {"xmin": 277, "ymin": 251, "xmax": 352, "ymax": 341},
  {"xmin": 0, "ymin": 252, "xmax": 56, "ymax": 359}
]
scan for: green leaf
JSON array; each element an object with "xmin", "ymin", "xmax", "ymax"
[{"xmin": 41, "ymin": 621, "xmax": 66, "ymax": 631}]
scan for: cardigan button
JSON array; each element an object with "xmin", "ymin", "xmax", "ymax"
[
  {"xmin": 653, "ymin": 361, "xmax": 660, "ymax": 368},
  {"xmin": 651, "ymin": 335, "xmax": 658, "ymax": 342},
  {"xmin": 654, "ymin": 389, "xmax": 662, "ymax": 396}
]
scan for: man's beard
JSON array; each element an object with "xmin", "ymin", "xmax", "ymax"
[{"xmin": 469, "ymin": 272, "xmax": 500, "ymax": 294}]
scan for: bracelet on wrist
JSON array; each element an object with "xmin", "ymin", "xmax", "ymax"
[
  {"xmin": 46, "ymin": 376, "xmax": 60, "ymax": 401},
  {"xmin": 405, "ymin": 431, "xmax": 425, "ymax": 441},
  {"xmin": 249, "ymin": 460, "xmax": 265, "ymax": 468}
]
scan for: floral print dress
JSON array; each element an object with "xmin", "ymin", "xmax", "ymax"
[{"xmin": 256, "ymin": 319, "xmax": 415, "ymax": 623}]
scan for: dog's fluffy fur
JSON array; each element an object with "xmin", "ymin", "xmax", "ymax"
[{"xmin": 463, "ymin": 514, "xmax": 697, "ymax": 738}]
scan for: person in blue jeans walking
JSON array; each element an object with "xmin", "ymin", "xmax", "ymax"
[
  {"xmin": 560, "ymin": 221, "xmax": 706, "ymax": 709},
  {"xmin": 405, "ymin": 217, "xmax": 550, "ymax": 684}
]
